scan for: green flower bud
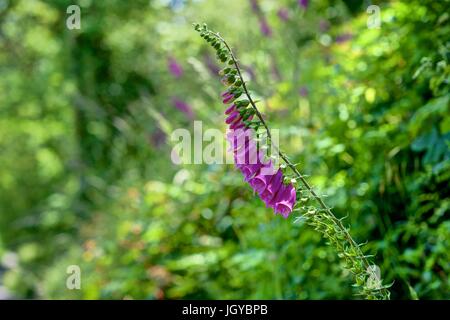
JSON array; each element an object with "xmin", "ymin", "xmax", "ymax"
[
  {"xmin": 229, "ymin": 86, "xmax": 242, "ymax": 94},
  {"xmin": 240, "ymin": 108, "xmax": 255, "ymax": 121},
  {"xmin": 233, "ymin": 91, "xmax": 242, "ymax": 99},
  {"xmin": 235, "ymin": 99, "xmax": 249, "ymax": 107},
  {"xmin": 220, "ymin": 54, "xmax": 228, "ymax": 62}
]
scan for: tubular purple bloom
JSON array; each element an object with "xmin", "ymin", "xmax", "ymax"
[
  {"xmin": 225, "ymin": 104, "xmax": 236, "ymax": 115},
  {"xmin": 249, "ymin": 162, "xmax": 274, "ymax": 193},
  {"xmin": 277, "ymin": 8, "xmax": 289, "ymax": 21},
  {"xmin": 260, "ymin": 169, "xmax": 283, "ymax": 206},
  {"xmin": 249, "ymin": 174, "xmax": 271, "ymax": 194},
  {"xmin": 172, "ymin": 97, "xmax": 194, "ymax": 119},
  {"xmin": 274, "ymin": 184, "xmax": 297, "ymax": 217},
  {"xmin": 223, "ymin": 94, "xmax": 235, "ymax": 104},
  {"xmin": 225, "ymin": 110, "xmax": 240, "ymax": 124},
  {"xmin": 298, "ymin": 0, "xmax": 309, "ymax": 9},
  {"xmin": 222, "ymin": 91, "xmax": 232, "ymax": 97},
  {"xmin": 235, "ymin": 141, "xmax": 257, "ymax": 165},
  {"xmin": 204, "ymin": 28, "xmax": 297, "ymax": 219},
  {"xmin": 230, "ymin": 120, "xmax": 246, "ymax": 130},
  {"xmin": 227, "ymin": 127, "xmax": 250, "ymax": 145},
  {"xmin": 241, "ymin": 163, "xmax": 262, "ymax": 181},
  {"xmin": 227, "ymin": 130, "xmax": 250, "ymax": 154},
  {"xmin": 259, "ymin": 18, "xmax": 272, "ymax": 37},
  {"xmin": 168, "ymin": 57, "xmax": 183, "ymax": 78}
]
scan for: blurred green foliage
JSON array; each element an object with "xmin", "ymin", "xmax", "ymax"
[{"xmin": 0, "ymin": 0, "xmax": 448, "ymax": 299}]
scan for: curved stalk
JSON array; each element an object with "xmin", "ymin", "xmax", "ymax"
[{"xmin": 197, "ymin": 25, "xmax": 391, "ymax": 300}]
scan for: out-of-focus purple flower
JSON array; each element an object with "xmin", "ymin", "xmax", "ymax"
[
  {"xmin": 277, "ymin": 8, "xmax": 290, "ymax": 22},
  {"xmin": 319, "ymin": 19, "xmax": 330, "ymax": 32},
  {"xmin": 172, "ymin": 97, "xmax": 194, "ymax": 119},
  {"xmin": 299, "ymin": 86, "xmax": 308, "ymax": 97},
  {"xmin": 335, "ymin": 33, "xmax": 353, "ymax": 43},
  {"xmin": 168, "ymin": 57, "xmax": 183, "ymax": 78},
  {"xmin": 249, "ymin": 0, "xmax": 272, "ymax": 38},
  {"xmin": 298, "ymin": 0, "xmax": 309, "ymax": 9},
  {"xmin": 150, "ymin": 127, "xmax": 166, "ymax": 148},
  {"xmin": 203, "ymin": 54, "xmax": 221, "ymax": 76},
  {"xmin": 259, "ymin": 18, "xmax": 272, "ymax": 37},
  {"xmin": 249, "ymin": 0, "xmax": 260, "ymax": 13},
  {"xmin": 271, "ymin": 57, "xmax": 282, "ymax": 81}
]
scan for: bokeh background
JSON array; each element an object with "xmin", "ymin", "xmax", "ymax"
[{"xmin": 0, "ymin": 0, "xmax": 449, "ymax": 299}]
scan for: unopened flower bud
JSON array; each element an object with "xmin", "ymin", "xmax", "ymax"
[{"xmin": 236, "ymin": 100, "xmax": 249, "ymax": 107}]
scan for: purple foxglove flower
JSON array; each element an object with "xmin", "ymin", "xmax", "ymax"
[
  {"xmin": 249, "ymin": 162, "xmax": 275, "ymax": 193},
  {"xmin": 168, "ymin": 57, "xmax": 183, "ymax": 78},
  {"xmin": 227, "ymin": 130, "xmax": 247, "ymax": 152},
  {"xmin": 277, "ymin": 8, "xmax": 289, "ymax": 21},
  {"xmin": 241, "ymin": 163, "xmax": 263, "ymax": 181},
  {"xmin": 222, "ymin": 91, "xmax": 232, "ymax": 97},
  {"xmin": 237, "ymin": 139, "xmax": 257, "ymax": 163},
  {"xmin": 227, "ymin": 129, "xmax": 251, "ymax": 153},
  {"xmin": 298, "ymin": 0, "xmax": 308, "ymax": 9},
  {"xmin": 235, "ymin": 140, "xmax": 257, "ymax": 165},
  {"xmin": 260, "ymin": 169, "xmax": 283, "ymax": 206},
  {"xmin": 240, "ymin": 152, "xmax": 268, "ymax": 176},
  {"xmin": 225, "ymin": 110, "xmax": 241, "ymax": 124},
  {"xmin": 230, "ymin": 120, "xmax": 245, "ymax": 130},
  {"xmin": 172, "ymin": 97, "xmax": 194, "ymax": 119},
  {"xmin": 273, "ymin": 184, "xmax": 296, "ymax": 217},
  {"xmin": 227, "ymin": 127, "xmax": 250, "ymax": 143},
  {"xmin": 223, "ymin": 94, "xmax": 235, "ymax": 104},
  {"xmin": 225, "ymin": 104, "xmax": 236, "ymax": 115},
  {"xmin": 249, "ymin": 173, "xmax": 272, "ymax": 194},
  {"xmin": 260, "ymin": 18, "xmax": 272, "ymax": 37}
]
